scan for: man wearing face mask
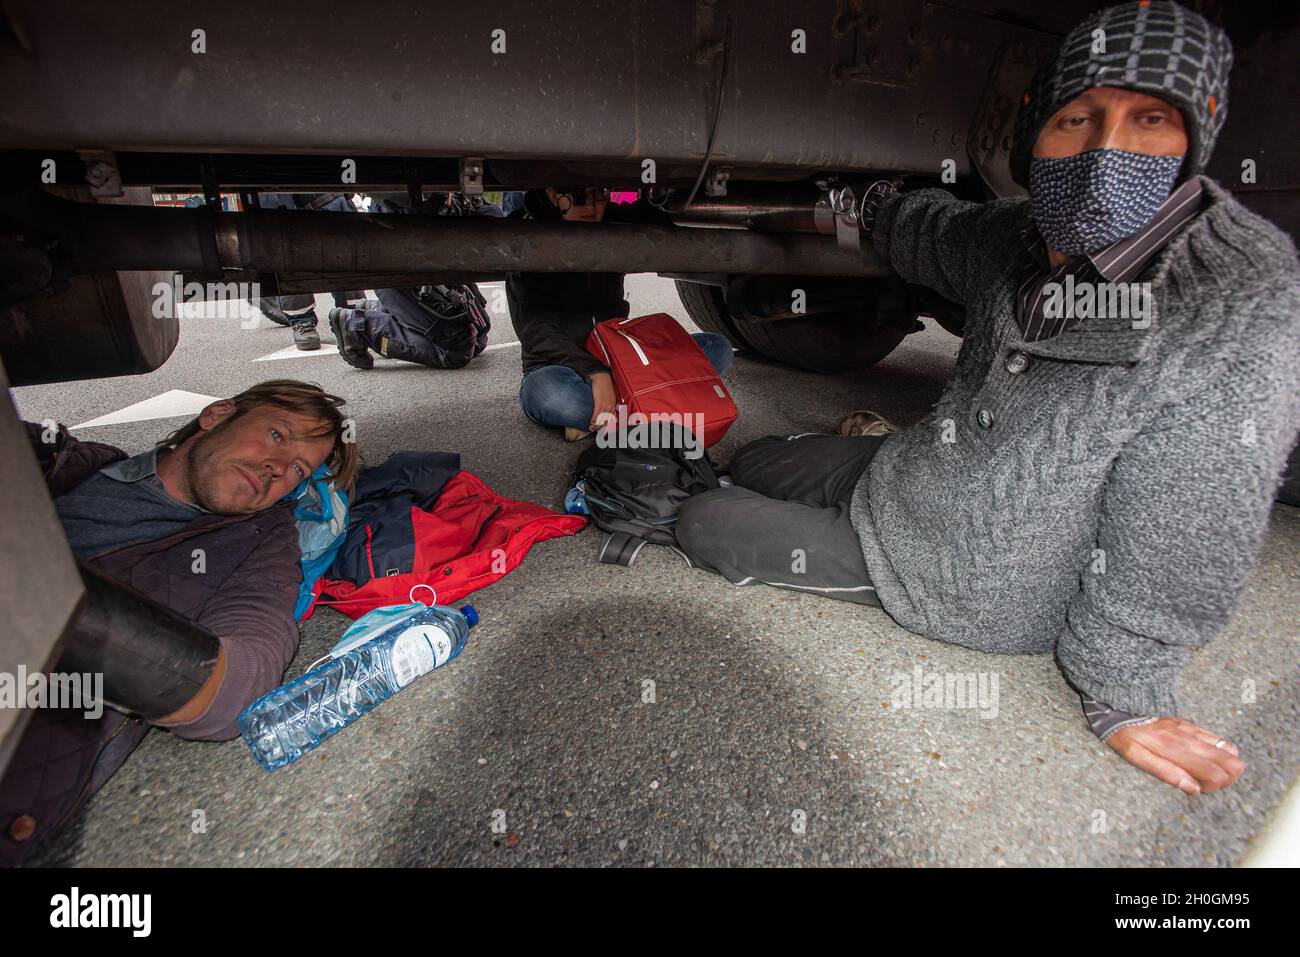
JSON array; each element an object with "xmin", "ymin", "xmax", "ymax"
[{"xmin": 678, "ymin": 1, "xmax": 1300, "ymax": 795}]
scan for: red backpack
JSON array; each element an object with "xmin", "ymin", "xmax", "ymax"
[{"xmin": 585, "ymin": 313, "xmax": 737, "ymax": 447}]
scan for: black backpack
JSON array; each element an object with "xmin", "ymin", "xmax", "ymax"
[{"xmin": 574, "ymin": 423, "xmax": 720, "ymax": 566}]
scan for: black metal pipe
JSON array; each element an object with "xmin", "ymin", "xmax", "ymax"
[
  {"xmin": 58, "ymin": 561, "xmax": 221, "ymax": 721},
  {"xmin": 661, "ymin": 185, "xmax": 836, "ymax": 234},
  {"xmin": 1, "ymin": 188, "xmax": 224, "ymax": 275},
  {"xmin": 264, "ymin": 271, "xmax": 509, "ymax": 294},
  {"xmin": 1, "ymin": 188, "xmax": 891, "ymax": 278},
  {"xmin": 670, "ymin": 199, "xmax": 832, "ymax": 234}
]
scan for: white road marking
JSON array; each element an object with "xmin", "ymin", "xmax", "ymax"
[
  {"xmin": 252, "ymin": 340, "xmax": 513, "ymax": 362},
  {"xmin": 73, "ymin": 390, "xmax": 219, "ymax": 429},
  {"xmin": 254, "ymin": 343, "xmax": 341, "ymax": 362},
  {"xmin": 1243, "ymin": 777, "xmax": 1300, "ymax": 866}
]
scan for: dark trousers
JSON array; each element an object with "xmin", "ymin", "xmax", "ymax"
[
  {"xmin": 676, "ymin": 433, "xmax": 886, "ymax": 606},
  {"xmin": 259, "ymin": 290, "xmax": 361, "ymax": 327},
  {"xmin": 345, "ymin": 299, "xmax": 477, "ymax": 369}
]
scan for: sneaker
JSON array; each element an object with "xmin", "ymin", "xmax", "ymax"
[
  {"xmin": 835, "ymin": 409, "xmax": 898, "ymax": 437},
  {"xmin": 327, "ymin": 308, "xmax": 373, "ymax": 370},
  {"xmin": 291, "ymin": 317, "xmax": 321, "ymax": 351}
]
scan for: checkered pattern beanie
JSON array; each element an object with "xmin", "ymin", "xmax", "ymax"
[{"xmin": 1010, "ymin": 1, "xmax": 1233, "ymax": 187}]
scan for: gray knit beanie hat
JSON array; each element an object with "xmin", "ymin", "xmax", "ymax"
[{"xmin": 1010, "ymin": 0, "xmax": 1233, "ymax": 188}]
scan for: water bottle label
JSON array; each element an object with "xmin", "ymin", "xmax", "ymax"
[{"xmin": 390, "ymin": 625, "xmax": 453, "ymax": 689}]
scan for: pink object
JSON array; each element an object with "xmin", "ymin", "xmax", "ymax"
[{"xmin": 610, "ymin": 191, "xmax": 638, "ymax": 205}]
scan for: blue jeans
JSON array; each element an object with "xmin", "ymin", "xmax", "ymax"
[{"xmin": 518, "ymin": 332, "xmax": 734, "ymax": 430}]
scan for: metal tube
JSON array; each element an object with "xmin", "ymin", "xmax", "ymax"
[
  {"xmin": 2, "ymin": 189, "xmax": 890, "ymax": 279},
  {"xmin": 662, "ymin": 187, "xmax": 837, "ymax": 235},
  {"xmin": 267, "ymin": 271, "xmax": 509, "ymax": 294},
  {"xmin": 58, "ymin": 561, "xmax": 221, "ymax": 721}
]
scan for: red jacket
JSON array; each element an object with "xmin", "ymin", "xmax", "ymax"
[
  {"xmin": 2, "ymin": 432, "xmax": 582, "ymax": 866},
  {"xmin": 314, "ymin": 470, "xmax": 587, "ymax": 619}
]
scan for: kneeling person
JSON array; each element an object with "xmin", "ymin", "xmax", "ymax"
[
  {"xmin": 508, "ymin": 187, "xmax": 734, "ymax": 440},
  {"xmin": 330, "ymin": 285, "xmax": 490, "ymax": 371}
]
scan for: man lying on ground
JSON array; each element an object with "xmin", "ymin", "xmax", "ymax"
[
  {"xmin": 0, "ymin": 379, "xmax": 357, "ymax": 865},
  {"xmin": 677, "ymin": 1, "xmax": 1299, "ymax": 795}
]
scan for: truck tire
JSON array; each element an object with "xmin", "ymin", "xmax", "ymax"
[
  {"xmin": 735, "ymin": 312, "xmax": 910, "ymax": 373},
  {"xmin": 1278, "ymin": 441, "xmax": 1300, "ymax": 507},
  {"xmin": 0, "ymin": 187, "xmax": 179, "ymax": 387},
  {"xmin": 675, "ymin": 277, "xmax": 911, "ymax": 371},
  {"xmin": 727, "ymin": 275, "xmax": 914, "ymax": 374},
  {"xmin": 673, "ymin": 279, "xmax": 754, "ymax": 352}
]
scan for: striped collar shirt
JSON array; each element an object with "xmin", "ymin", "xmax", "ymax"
[{"xmin": 1015, "ymin": 177, "xmax": 1204, "ymax": 341}]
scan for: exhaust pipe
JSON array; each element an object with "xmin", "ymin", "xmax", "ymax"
[
  {"xmin": 0, "ymin": 188, "xmax": 892, "ymax": 291},
  {"xmin": 59, "ymin": 561, "xmax": 221, "ymax": 721},
  {"xmin": 660, "ymin": 186, "xmax": 837, "ymax": 235}
]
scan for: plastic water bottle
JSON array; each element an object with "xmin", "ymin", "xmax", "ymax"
[
  {"xmin": 565, "ymin": 479, "xmax": 590, "ymax": 515},
  {"xmin": 239, "ymin": 604, "xmax": 478, "ymax": 771}
]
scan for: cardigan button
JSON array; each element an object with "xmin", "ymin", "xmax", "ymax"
[
  {"xmin": 8, "ymin": 814, "xmax": 36, "ymax": 842},
  {"xmin": 1005, "ymin": 350, "xmax": 1029, "ymax": 374},
  {"xmin": 977, "ymin": 408, "xmax": 995, "ymax": 430}
]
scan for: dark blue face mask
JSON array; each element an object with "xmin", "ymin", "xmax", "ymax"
[{"xmin": 1028, "ymin": 148, "xmax": 1183, "ymax": 257}]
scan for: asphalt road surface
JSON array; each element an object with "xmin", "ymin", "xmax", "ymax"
[{"xmin": 12, "ymin": 275, "xmax": 1299, "ymax": 866}]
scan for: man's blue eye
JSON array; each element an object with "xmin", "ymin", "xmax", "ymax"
[{"xmin": 271, "ymin": 429, "xmax": 282, "ymax": 442}]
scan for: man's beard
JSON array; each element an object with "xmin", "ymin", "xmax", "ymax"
[{"xmin": 183, "ymin": 425, "xmax": 262, "ymax": 514}]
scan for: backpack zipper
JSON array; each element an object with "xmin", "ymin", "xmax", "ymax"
[{"xmin": 617, "ymin": 331, "xmax": 650, "ymax": 366}]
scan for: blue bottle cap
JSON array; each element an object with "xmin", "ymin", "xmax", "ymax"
[{"xmin": 462, "ymin": 605, "xmax": 479, "ymax": 628}]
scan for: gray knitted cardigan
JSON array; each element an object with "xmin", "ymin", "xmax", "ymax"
[{"xmin": 851, "ymin": 176, "xmax": 1300, "ymax": 717}]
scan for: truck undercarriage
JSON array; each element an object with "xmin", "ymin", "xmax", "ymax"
[{"xmin": 0, "ymin": 0, "xmax": 1296, "ymax": 786}]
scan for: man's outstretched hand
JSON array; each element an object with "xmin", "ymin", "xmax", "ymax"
[{"xmin": 1107, "ymin": 717, "xmax": 1244, "ymax": 794}]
